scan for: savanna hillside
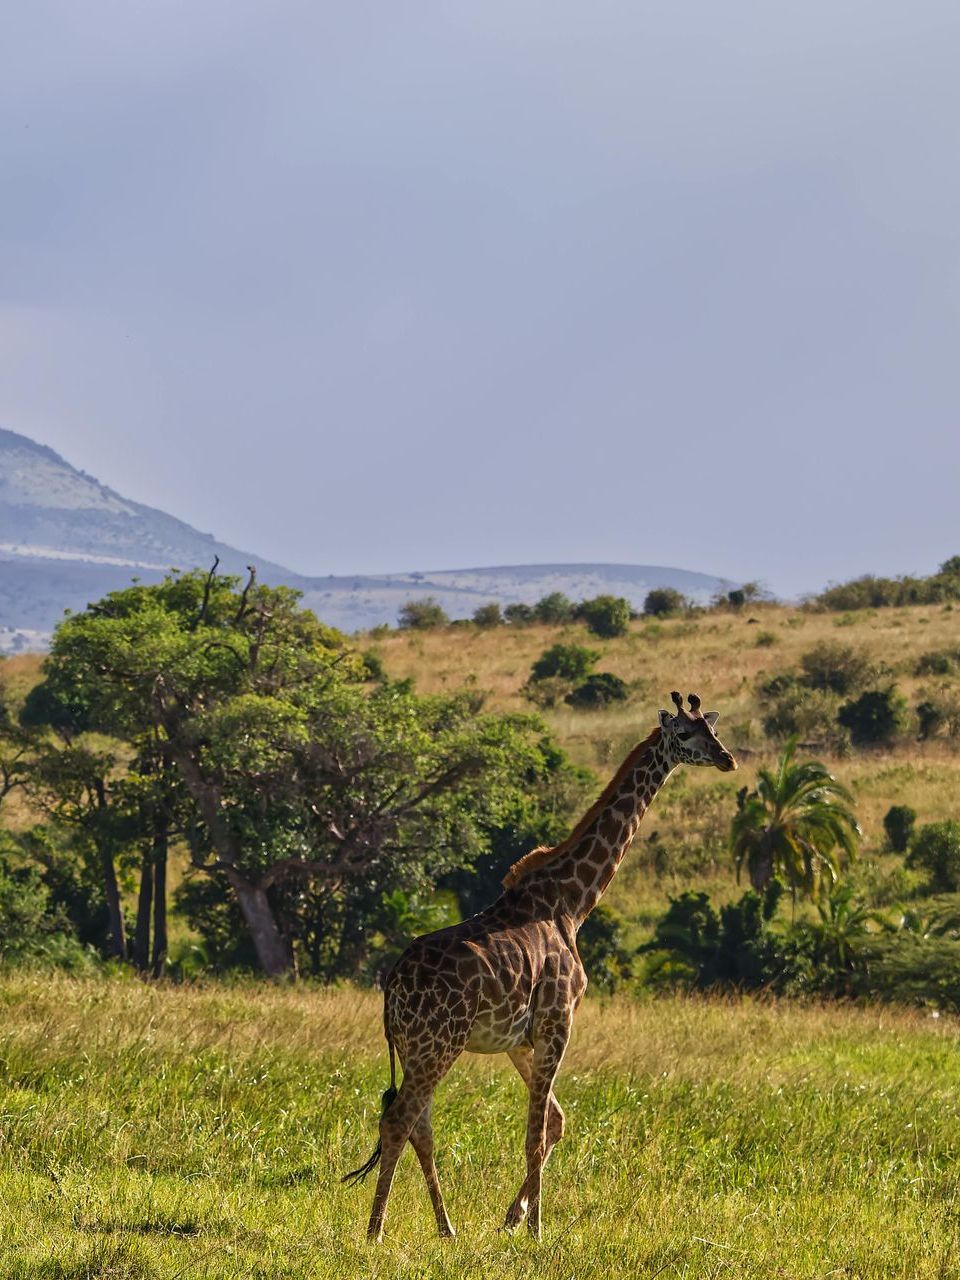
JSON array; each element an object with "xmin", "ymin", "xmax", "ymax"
[
  {"xmin": 366, "ymin": 592, "xmax": 960, "ymax": 930},
  {"xmin": 2, "ymin": 563, "xmax": 960, "ymax": 985}
]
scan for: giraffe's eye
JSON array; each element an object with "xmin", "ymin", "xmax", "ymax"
[{"xmin": 677, "ymin": 730, "xmax": 693, "ymax": 741}]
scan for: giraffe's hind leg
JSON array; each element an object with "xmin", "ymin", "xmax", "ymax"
[
  {"xmin": 366, "ymin": 1050, "xmax": 462, "ymax": 1243},
  {"xmin": 503, "ymin": 1021, "xmax": 571, "ymax": 1239},
  {"xmin": 409, "ymin": 1097, "xmax": 455, "ymax": 1238},
  {"xmin": 502, "ymin": 1046, "xmax": 565, "ymax": 1230}
]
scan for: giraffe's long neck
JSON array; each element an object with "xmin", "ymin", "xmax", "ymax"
[{"xmin": 550, "ymin": 733, "xmax": 678, "ymax": 924}]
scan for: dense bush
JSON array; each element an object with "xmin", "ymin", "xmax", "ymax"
[
  {"xmin": 398, "ymin": 597, "xmax": 449, "ymax": 629},
  {"xmin": 799, "ymin": 641, "xmax": 872, "ymax": 695},
  {"xmin": 906, "ymin": 821, "xmax": 960, "ymax": 893},
  {"xmin": 813, "ymin": 558, "xmax": 960, "ymax": 611},
  {"xmin": 529, "ymin": 643, "xmax": 599, "ymax": 684},
  {"xmin": 577, "ymin": 904, "xmax": 635, "ymax": 993},
  {"xmin": 504, "ymin": 602, "xmax": 534, "ymax": 625},
  {"xmin": 640, "ymin": 884, "xmax": 787, "ymax": 990},
  {"xmin": 915, "ymin": 687, "xmax": 960, "ymax": 741},
  {"xmin": 472, "ymin": 602, "xmax": 503, "ymax": 628},
  {"xmin": 883, "ymin": 804, "xmax": 917, "ymax": 854},
  {"xmin": 761, "ymin": 686, "xmax": 843, "ymax": 745},
  {"xmin": 643, "ymin": 588, "xmax": 687, "ymax": 618},
  {"xmin": 576, "ymin": 595, "xmax": 632, "ymax": 637},
  {"xmin": 565, "ymin": 672, "xmax": 629, "ymax": 710},
  {"xmin": 837, "ymin": 687, "xmax": 911, "ymax": 746},
  {"xmin": 915, "ymin": 648, "xmax": 960, "ymax": 676},
  {"xmin": 0, "ymin": 854, "xmax": 91, "ymax": 970},
  {"xmin": 533, "ymin": 593, "xmax": 575, "ymax": 625}
]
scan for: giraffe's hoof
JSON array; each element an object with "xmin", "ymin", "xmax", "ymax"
[
  {"xmin": 438, "ymin": 1223, "xmax": 456, "ymax": 1240},
  {"xmin": 502, "ymin": 1201, "xmax": 528, "ymax": 1232}
]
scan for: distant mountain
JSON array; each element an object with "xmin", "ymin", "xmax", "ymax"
[{"xmin": 0, "ymin": 429, "xmax": 737, "ymax": 649}]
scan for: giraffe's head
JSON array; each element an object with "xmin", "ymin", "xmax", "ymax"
[{"xmin": 657, "ymin": 691, "xmax": 737, "ymax": 771}]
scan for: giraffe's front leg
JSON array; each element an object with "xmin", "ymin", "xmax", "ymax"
[{"xmin": 503, "ymin": 1020, "xmax": 571, "ymax": 1240}]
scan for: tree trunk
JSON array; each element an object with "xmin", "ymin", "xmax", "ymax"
[
  {"xmin": 167, "ymin": 745, "xmax": 294, "ymax": 976},
  {"xmin": 94, "ymin": 778, "xmax": 127, "ymax": 961},
  {"xmin": 226, "ymin": 872, "xmax": 294, "ymax": 977},
  {"xmin": 151, "ymin": 821, "xmax": 168, "ymax": 979},
  {"xmin": 133, "ymin": 849, "xmax": 153, "ymax": 972},
  {"xmin": 99, "ymin": 841, "xmax": 127, "ymax": 961}
]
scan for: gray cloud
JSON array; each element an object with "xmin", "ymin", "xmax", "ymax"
[{"xmin": 2, "ymin": 1, "xmax": 959, "ymax": 595}]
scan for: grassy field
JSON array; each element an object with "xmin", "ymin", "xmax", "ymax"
[{"xmin": 2, "ymin": 974, "xmax": 960, "ymax": 1279}]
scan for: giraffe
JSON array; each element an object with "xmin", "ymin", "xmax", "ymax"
[{"xmin": 343, "ymin": 691, "xmax": 737, "ymax": 1242}]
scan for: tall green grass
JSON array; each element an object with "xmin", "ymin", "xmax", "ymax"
[{"xmin": 2, "ymin": 975, "xmax": 960, "ymax": 1277}]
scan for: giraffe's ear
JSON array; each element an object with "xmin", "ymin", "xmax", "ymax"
[
  {"xmin": 658, "ymin": 709, "xmax": 674, "ymax": 729},
  {"xmin": 703, "ymin": 711, "xmax": 719, "ymax": 728}
]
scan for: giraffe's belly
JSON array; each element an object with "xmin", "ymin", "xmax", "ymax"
[
  {"xmin": 464, "ymin": 998, "xmax": 534, "ymax": 1054},
  {"xmin": 465, "ymin": 1016, "xmax": 532, "ymax": 1054}
]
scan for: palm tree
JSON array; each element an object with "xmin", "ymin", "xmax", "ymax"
[{"xmin": 731, "ymin": 739, "xmax": 860, "ymax": 901}]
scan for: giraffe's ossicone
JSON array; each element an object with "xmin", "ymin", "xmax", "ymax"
[{"xmin": 343, "ymin": 692, "xmax": 737, "ymax": 1242}]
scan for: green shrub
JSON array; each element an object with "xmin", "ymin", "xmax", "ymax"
[
  {"xmin": 643, "ymin": 588, "xmax": 687, "ymax": 618},
  {"xmin": 799, "ymin": 641, "xmax": 872, "ymax": 695},
  {"xmin": 529, "ymin": 643, "xmax": 599, "ymax": 684},
  {"xmin": 915, "ymin": 687, "xmax": 960, "ymax": 740},
  {"xmin": 361, "ymin": 650, "xmax": 386, "ymax": 682},
  {"xmin": 837, "ymin": 687, "xmax": 911, "ymax": 746},
  {"xmin": 917, "ymin": 700, "xmax": 944, "ymax": 740},
  {"xmin": 761, "ymin": 686, "xmax": 843, "ymax": 745},
  {"xmin": 915, "ymin": 648, "xmax": 960, "ymax": 676},
  {"xmin": 853, "ymin": 933, "xmax": 960, "ymax": 1010},
  {"xmin": 472, "ymin": 602, "xmax": 503, "ymax": 628},
  {"xmin": 504, "ymin": 602, "xmax": 534, "ymax": 625},
  {"xmin": 577, "ymin": 595, "xmax": 632, "ymax": 637},
  {"xmin": 398, "ymin": 597, "xmax": 449, "ymax": 629},
  {"xmin": 533, "ymin": 592, "xmax": 574, "ymax": 625},
  {"xmin": 754, "ymin": 631, "xmax": 777, "ymax": 647},
  {"xmin": 577, "ymin": 904, "xmax": 634, "ymax": 993},
  {"xmin": 565, "ymin": 672, "xmax": 629, "ymax": 710},
  {"xmin": 906, "ymin": 821, "xmax": 960, "ymax": 892},
  {"xmin": 883, "ymin": 804, "xmax": 916, "ymax": 854},
  {"xmin": 0, "ymin": 859, "xmax": 92, "ymax": 970}
]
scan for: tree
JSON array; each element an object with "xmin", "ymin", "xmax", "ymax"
[
  {"xmin": 529, "ymin": 644, "xmax": 599, "ymax": 684},
  {"xmin": 799, "ymin": 642, "xmax": 872, "ymax": 695},
  {"xmin": 906, "ymin": 822, "xmax": 960, "ymax": 893},
  {"xmin": 838, "ymin": 688, "xmax": 911, "ymax": 746},
  {"xmin": 643, "ymin": 588, "xmax": 686, "ymax": 618},
  {"xmin": 533, "ymin": 593, "xmax": 574, "ymax": 625},
  {"xmin": 565, "ymin": 672, "xmax": 629, "ymax": 709},
  {"xmin": 504, "ymin": 603, "xmax": 534, "ymax": 625},
  {"xmin": 472, "ymin": 603, "xmax": 503, "ymax": 628},
  {"xmin": 576, "ymin": 595, "xmax": 631, "ymax": 637},
  {"xmin": 730, "ymin": 740, "xmax": 860, "ymax": 900},
  {"xmin": 883, "ymin": 805, "xmax": 916, "ymax": 854},
  {"xmin": 39, "ymin": 568, "xmax": 579, "ymax": 978},
  {"xmin": 398, "ymin": 598, "xmax": 449, "ymax": 630}
]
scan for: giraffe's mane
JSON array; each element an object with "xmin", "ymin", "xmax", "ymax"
[{"xmin": 501, "ymin": 727, "xmax": 663, "ymax": 890}]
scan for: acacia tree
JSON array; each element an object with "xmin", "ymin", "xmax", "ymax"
[{"xmin": 38, "ymin": 567, "xmax": 580, "ymax": 977}]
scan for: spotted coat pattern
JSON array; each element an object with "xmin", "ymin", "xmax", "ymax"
[{"xmin": 353, "ymin": 692, "xmax": 737, "ymax": 1241}]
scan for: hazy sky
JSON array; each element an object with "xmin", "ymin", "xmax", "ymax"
[{"xmin": 2, "ymin": 3, "xmax": 959, "ymax": 597}]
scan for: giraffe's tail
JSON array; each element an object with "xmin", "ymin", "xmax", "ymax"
[{"xmin": 341, "ymin": 1009, "xmax": 398, "ymax": 1187}]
